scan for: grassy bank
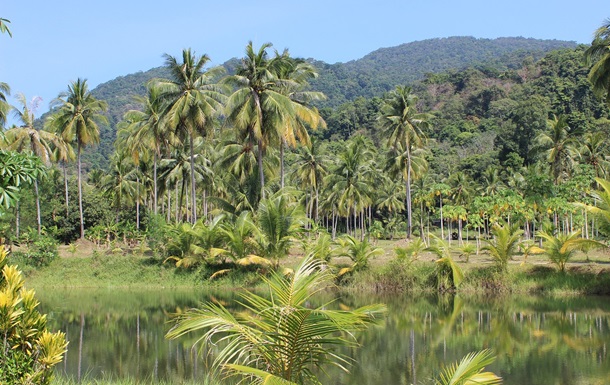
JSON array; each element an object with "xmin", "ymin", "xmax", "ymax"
[
  {"xmin": 345, "ymin": 258, "xmax": 610, "ymax": 296},
  {"xmin": 18, "ymin": 245, "xmax": 610, "ymax": 295}
]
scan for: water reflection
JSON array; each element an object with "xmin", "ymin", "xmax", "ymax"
[{"xmin": 37, "ymin": 289, "xmax": 610, "ymax": 385}]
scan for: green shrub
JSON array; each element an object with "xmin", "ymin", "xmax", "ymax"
[
  {"xmin": 0, "ymin": 247, "xmax": 68, "ymax": 384},
  {"xmin": 12, "ymin": 234, "xmax": 59, "ymax": 268}
]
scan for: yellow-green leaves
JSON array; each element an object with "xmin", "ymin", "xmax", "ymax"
[{"xmin": 0, "ymin": 247, "xmax": 68, "ymax": 385}]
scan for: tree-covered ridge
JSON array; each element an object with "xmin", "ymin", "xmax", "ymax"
[
  {"xmin": 309, "ymin": 36, "xmax": 577, "ymax": 107},
  {"xmin": 65, "ymin": 36, "xmax": 575, "ymax": 170}
]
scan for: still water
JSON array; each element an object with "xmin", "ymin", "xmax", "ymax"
[{"xmin": 37, "ymin": 289, "xmax": 610, "ymax": 385}]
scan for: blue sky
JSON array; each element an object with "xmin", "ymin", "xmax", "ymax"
[{"xmin": 1, "ymin": 0, "xmax": 607, "ymax": 121}]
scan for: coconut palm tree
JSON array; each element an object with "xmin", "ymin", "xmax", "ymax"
[
  {"xmin": 101, "ymin": 151, "xmax": 138, "ymax": 223},
  {"xmin": 166, "ymin": 255, "xmax": 386, "ymax": 385},
  {"xmin": 226, "ymin": 42, "xmax": 312, "ymax": 200},
  {"xmin": 535, "ymin": 114, "xmax": 578, "ymax": 184},
  {"xmin": 155, "ymin": 48, "xmax": 226, "ymax": 223},
  {"xmin": 324, "ymin": 137, "xmax": 375, "ymax": 238},
  {"xmin": 378, "ymin": 86, "xmax": 432, "ymax": 238},
  {"xmin": 272, "ymin": 51, "xmax": 326, "ymax": 188},
  {"xmin": 4, "ymin": 94, "xmax": 57, "ymax": 234},
  {"xmin": 576, "ymin": 177, "xmax": 610, "ymax": 237},
  {"xmin": 531, "ymin": 230, "xmax": 605, "ymax": 272},
  {"xmin": 574, "ymin": 131, "xmax": 610, "ymax": 179},
  {"xmin": 335, "ymin": 234, "xmax": 383, "ymax": 274},
  {"xmin": 256, "ymin": 189, "xmax": 305, "ymax": 266},
  {"xmin": 292, "ymin": 139, "xmax": 328, "ymax": 224},
  {"xmin": 47, "ymin": 78, "xmax": 108, "ymax": 239},
  {"xmin": 481, "ymin": 223, "xmax": 523, "ymax": 272},
  {"xmin": 122, "ymin": 83, "xmax": 177, "ymax": 215},
  {"xmin": 435, "ymin": 350, "xmax": 502, "ymax": 385},
  {"xmin": 584, "ymin": 18, "xmax": 610, "ymax": 103}
]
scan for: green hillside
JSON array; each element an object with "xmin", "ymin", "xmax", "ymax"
[{"xmin": 62, "ymin": 36, "xmax": 577, "ymax": 169}]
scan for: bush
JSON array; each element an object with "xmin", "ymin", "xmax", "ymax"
[
  {"xmin": 0, "ymin": 247, "xmax": 68, "ymax": 384},
  {"xmin": 12, "ymin": 234, "xmax": 59, "ymax": 268}
]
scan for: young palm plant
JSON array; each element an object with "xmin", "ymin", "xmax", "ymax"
[
  {"xmin": 435, "ymin": 350, "xmax": 502, "ymax": 385},
  {"xmin": 426, "ymin": 235, "xmax": 464, "ymax": 291},
  {"xmin": 531, "ymin": 230, "xmax": 605, "ymax": 272},
  {"xmin": 166, "ymin": 255, "xmax": 386, "ymax": 385},
  {"xmin": 481, "ymin": 223, "xmax": 523, "ymax": 272},
  {"xmin": 335, "ymin": 234, "xmax": 384, "ymax": 277}
]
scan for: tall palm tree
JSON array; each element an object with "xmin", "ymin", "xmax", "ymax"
[
  {"xmin": 47, "ymin": 78, "xmax": 108, "ymax": 239},
  {"xmin": 4, "ymin": 94, "xmax": 58, "ymax": 234},
  {"xmin": 535, "ymin": 114, "xmax": 577, "ymax": 184},
  {"xmin": 378, "ymin": 86, "xmax": 432, "ymax": 238},
  {"xmin": 293, "ymin": 139, "xmax": 328, "ymax": 224},
  {"xmin": 166, "ymin": 255, "xmax": 386, "ymax": 385},
  {"xmin": 584, "ymin": 18, "xmax": 610, "ymax": 104},
  {"xmin": 272, "ymin": 51, "xmax": 326, "ymax": 188},
  {"xmin": 226, "ymin": 42, "xmax": 312, "ymax": 200},
  {"xmin": 101, "ymin": 150, "xmax": 138, "ymax": 223},
  {"xmin": 575, "ymin": 131, "xmax": 610, "ymax": 179},
  {"xmin": 122, "ymin": 83, "xmax": 177, "ymax": 215},
  {"xmin": 325, "ymin": 137, "xmax": 375, "ymax": 238},
  {"xmin": 155, "ymin": 48, "xmax": 226, "ymax": 223}
]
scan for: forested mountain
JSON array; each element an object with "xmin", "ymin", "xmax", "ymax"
[
  {"xmin": 67, "ymin": 36, "xmax": 575, "ymax": 169},
  {"xmin": 310, "ymin": 36, "xmax": 577, "ymax": 106}
]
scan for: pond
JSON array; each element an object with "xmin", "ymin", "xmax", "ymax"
[{"xmin": 37, "ymin": 288, "xmax": 610, "ymax": 385}]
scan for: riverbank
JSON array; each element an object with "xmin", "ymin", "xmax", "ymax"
[{"xmin": 18, "ymin": 244, "xmax": 610, "ymax": 295}]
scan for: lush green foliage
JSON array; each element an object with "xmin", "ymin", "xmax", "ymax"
[
  {"xmin": 0, "ymin": 248, "xmax": 67, "ymax": 384},
  {"xmin": 166, "ymin": 256, "xmax": 386, "ymax": 385}
]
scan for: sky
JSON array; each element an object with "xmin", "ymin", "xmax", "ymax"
[{"xmin": 1, "ymin": 0, "xmax": 608, "ymax": 123}]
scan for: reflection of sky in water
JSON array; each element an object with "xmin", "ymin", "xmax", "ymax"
[{"xmin": 37, "ymin": 289, "xmax": 610, "ymax": 385}]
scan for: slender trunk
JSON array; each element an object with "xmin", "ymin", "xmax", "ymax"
[
  {"xmin": 136, "ymin": 176, "xmax": 140, "ymax": 230},
  {"xmin": 167, "ymin": 189, "xmax": 171, "ymax": 223},
  {"xmin": 78, "ymin": 143, "xmax": 85, "ymax": 239},
  {"xmin": 15, "ymin": 201, "xmax": 20, "ymax": 238},
  {"xmin": 406, "ymin": 145, "xmax": 413, "ymax": 239},
  {"xmin": 315, "ymin": 188, "xmax": 319, "ymax": 224},
  {"xmin": 203, "ymin": 189, "xmax": 208, "ymax": 219},
  {"xmin": 63, "ymin": 161, "xmax": 69, "ymax": 217},
  {"xmin": 257, "ymin": 140, "xmax": 265, "ymax": 199},
  {"xmin": 458, "ymin": 217, "xmax": 463, "ymax": 245},
  {"xmin": 440, "ymin": 193, "xmax": 444, "ymax": 240},
  {"xmin": 153, "ymin": 152, "xmax": 158, "ymax": 215},
  {"xmin": 280, "ymin": 139, "xmax": 285, "ymax": 189},
  {"xmin": 34, "ymin": 179, "xmax": 41, "ymax": 235},
  {"xmin": 189, "ymin": 133, "xmax": 197, "ymax": 223}
]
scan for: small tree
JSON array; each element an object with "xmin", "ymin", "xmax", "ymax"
[
  {"xmin": 166, "ymin": 255, "xmax": 386, "ymax": 385},
  {"xmin": 0, "ymin": 247, "xmax": 67, "ymax": 384},
  {"xmin": 532, "ymin": 230, "xmax": 605, "ymax": 272},
  {"xmin": 481, "ymin": 223, "xmax": 523, "ymax": 272}
]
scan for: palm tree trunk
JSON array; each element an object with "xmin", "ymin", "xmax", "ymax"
[
  {"xmin": 406, "ymin": 145, "xmax": 413, "ymax": 239},
  {"xmin": 63, "ymin": 161, "xmax": 69, "ymax": 217},
  {"xmin": 189, "ymin": 134, "xmax": 197, "ymax": 223},
  {"xmin": 136, "ymin": 176, "xmax": 140, "ymax": 230},
  {"xmin": 153, "ymin": 152, "xmax": 158, "ymax": 215},
  {"xmin": 257, "ymin": 140, "xmax": 265, "ymax": 199},
  {"xmin": 78, "ymin": 143, "xmax": 85, "ymax": 239},
  {"xmin": 440, "ymin": 193, "xmax": 444, "ymax": 240},
  {"xmin": 15, "ymin": 201, "xmax": 20, "ymax": 238},
  {"xmin": 280, "ymin": 139, "xmax": 285, "ymax": 189},
  {"xmin": 34, "ymin": 179, "xmax": 41, "ymax": 235}
]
